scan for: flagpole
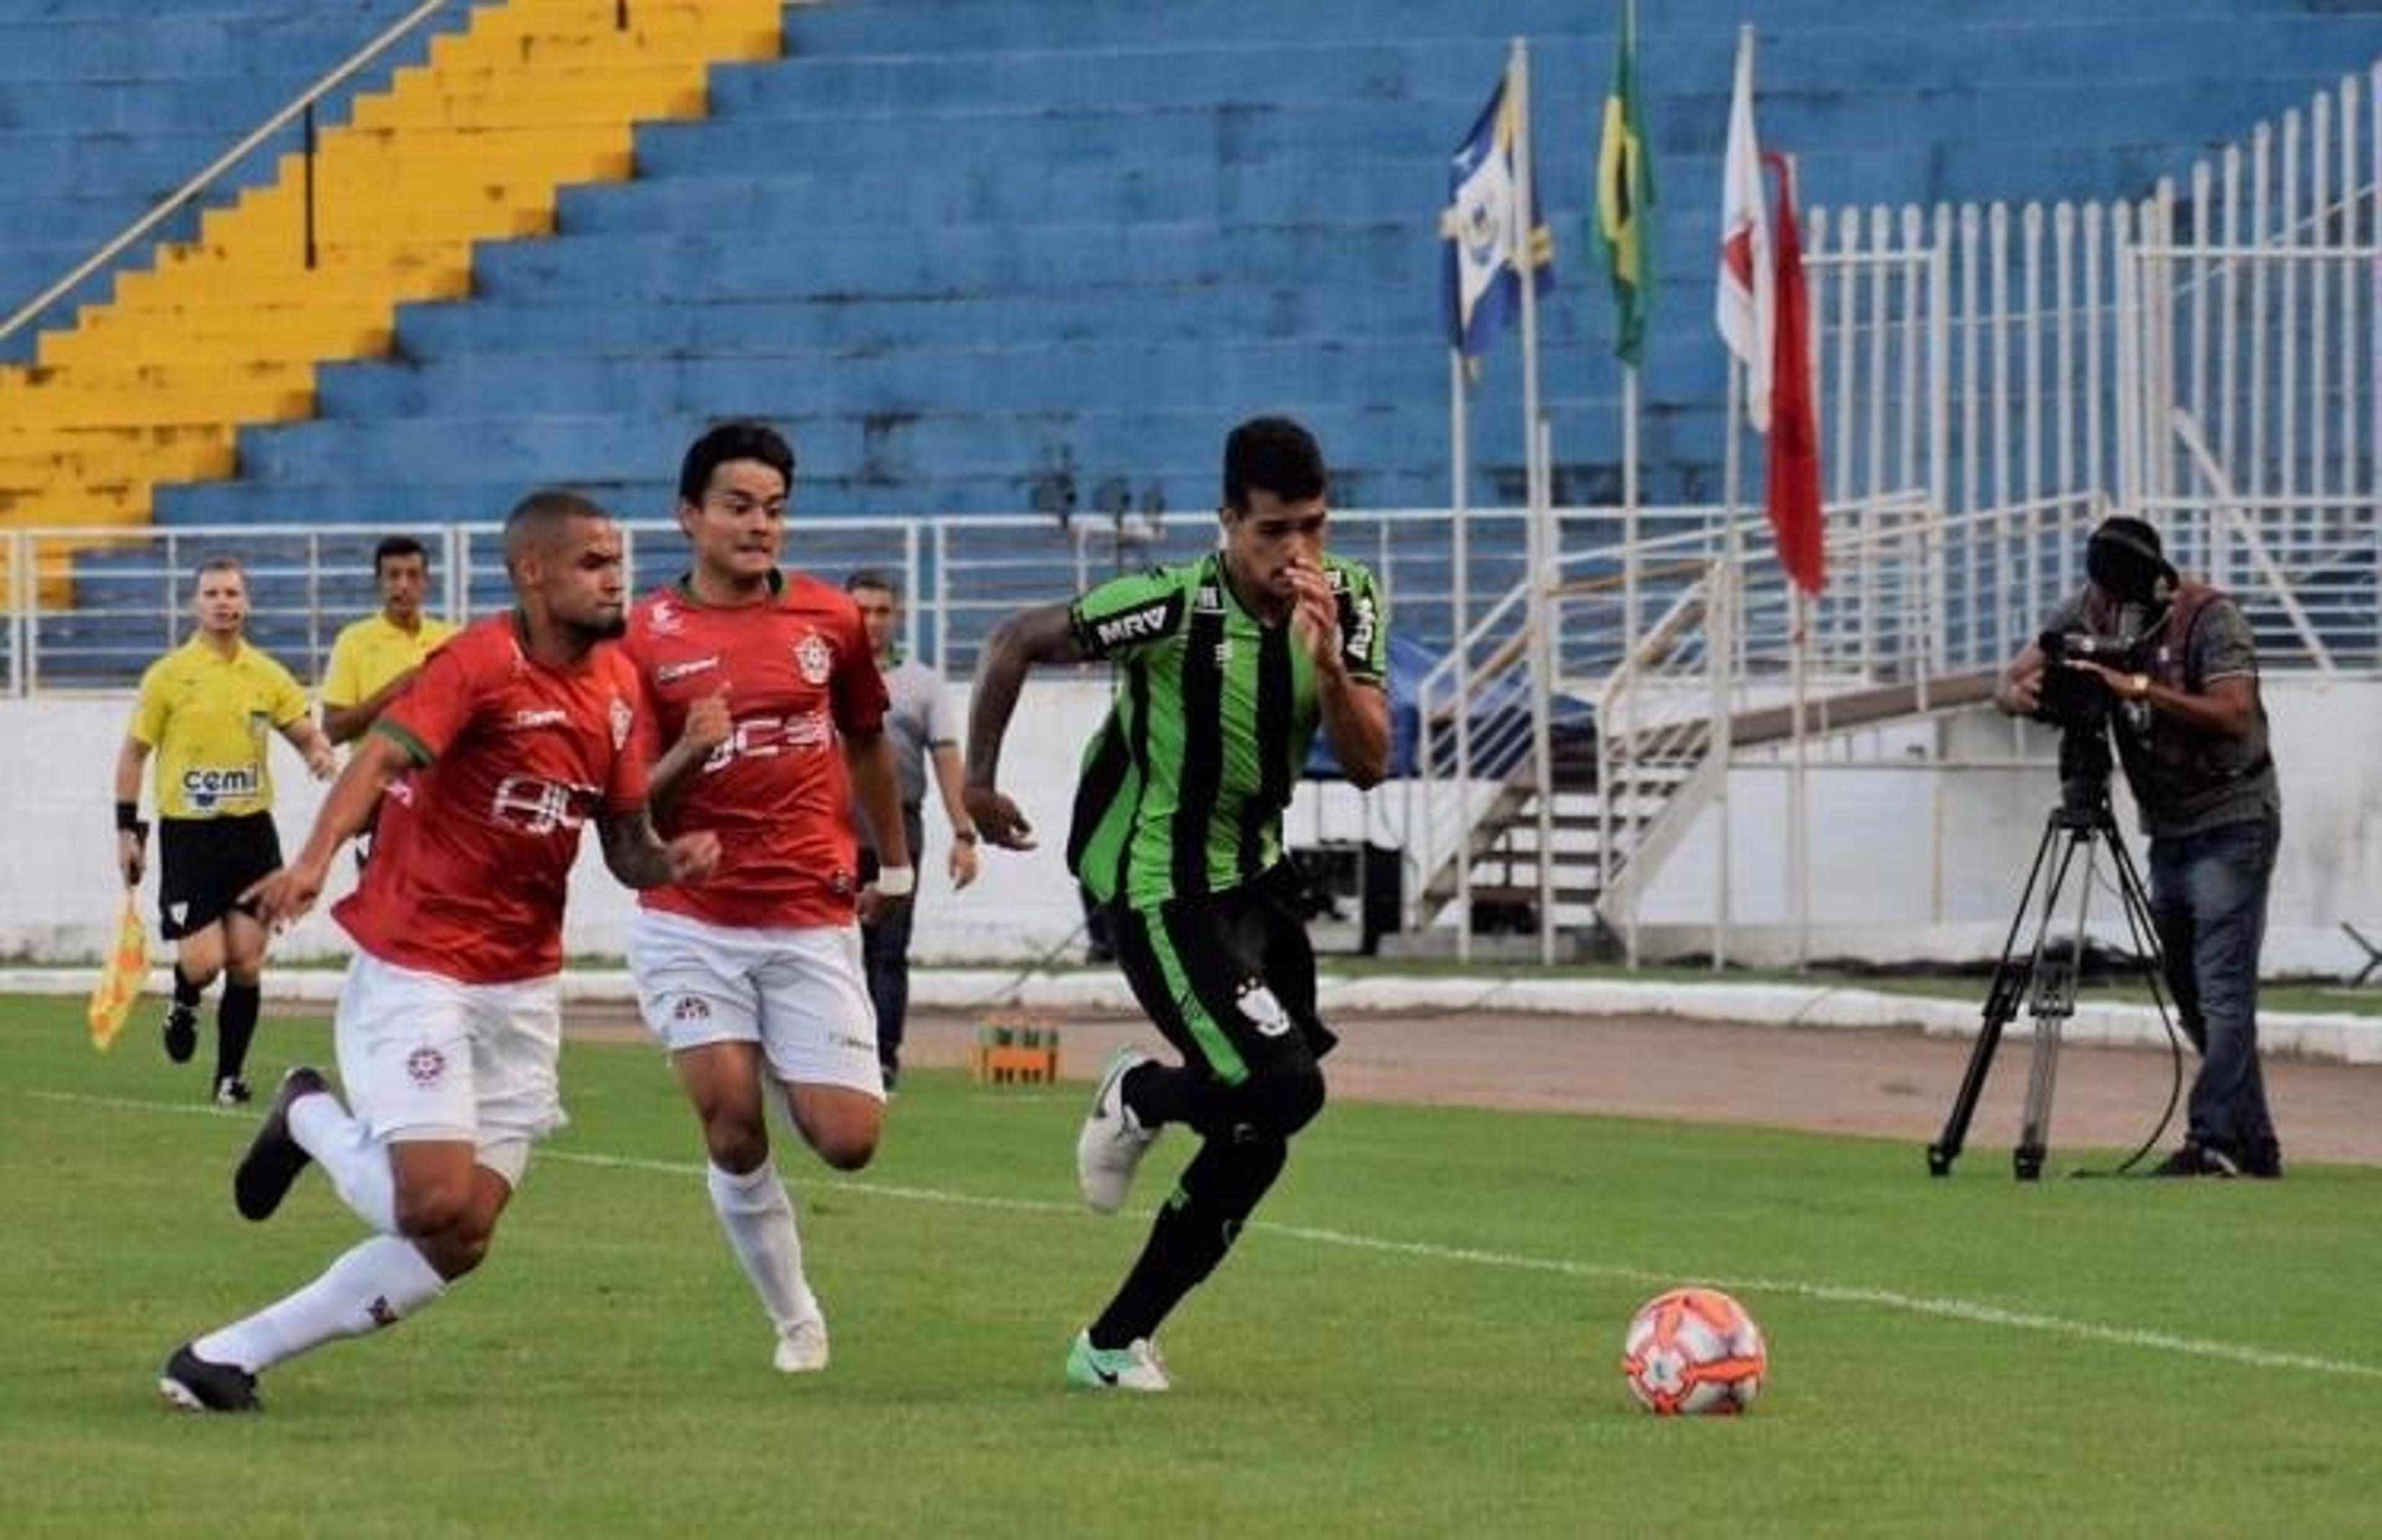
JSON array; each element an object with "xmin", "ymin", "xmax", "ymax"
[
  {"xmin": 1791, "ymin": 586, "xmax": 1809, "ymax": 972},
  {"xmin": 1449, "ymin": 347, "xmax": 1474, "ymax": 966},
  {"xmin": 1717, "ymin": 363, "xmax": 1741, "ymax": 973},
  {"xmin": 1621, "ymin": 361, "xmax": 1639, "ymax": 970},
  {"xmin": 1509, "ymin": 35, "xmax": 1558, "ymax": 968}
]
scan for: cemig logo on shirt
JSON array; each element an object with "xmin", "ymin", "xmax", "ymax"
[
  {"xmin": 794, "ymin": 632, "xmax": 834, "ymax": 686},
  {"xmin": 510, "ymin": 708, "xmax": 569, "ymax": 730},
  {"xmin": 181, "ymin": 765, "xmax": 260, "ymax": 811}
]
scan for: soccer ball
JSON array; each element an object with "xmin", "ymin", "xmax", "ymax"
[{"xmin": 1619, "ymin": 1286, "xmax": 1767, "ymax": 1415}]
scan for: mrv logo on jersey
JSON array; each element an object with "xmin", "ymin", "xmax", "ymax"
[{"xmin": 1089, "ymin": 595, "xmax": 1182, "ymax": 649}]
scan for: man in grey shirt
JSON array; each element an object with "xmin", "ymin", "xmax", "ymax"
[
  {"xmin": 1996, "ymin": 517, "xmax": 2283, "ymax": 1178},
  {"xmin": 847, "ymin": 572, "xmax": 980, "ymax": 1088}
]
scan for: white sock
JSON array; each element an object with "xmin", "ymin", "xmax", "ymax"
[
  {"xmin": 706, "ymin": 1159, "xmax": 818, "ymax": 1333},
  {"xmin": 194, "ymin": 1235, "xmax": 447, "ymax": 1375},
  {"xmin": 290, "ymin": 1092, "xmax": 397, "ymax": 1234}
]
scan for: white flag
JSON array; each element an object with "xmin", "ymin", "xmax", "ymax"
[{"xmin": 1716, "ymin": 26, "xmax": 1774, "ymax": 432}]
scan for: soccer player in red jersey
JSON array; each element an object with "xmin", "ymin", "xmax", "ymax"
[
  {"xmin": 622, "ymin": 421, "xmax": 912, "ymax": 1374},
  {"xmin": 157, "ymin": 491, "xmax": 721, "ymax": 1414}
]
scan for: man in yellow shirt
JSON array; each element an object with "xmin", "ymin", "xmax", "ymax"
[
  {"xmin": 319, "ymin": 536, "xmax": 457, "ymax": 745},
  {"xmin": 114, "ymin": 557, "xmax": 337, "ymax": 1104}
]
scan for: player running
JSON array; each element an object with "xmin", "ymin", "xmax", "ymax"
[
  {"xmin": 623, "ymin": 421, "xmax": 912, "ymax": 1374},
  {"xmin": 158, "ymin": 491, "xmax": 719, "ymax": 1413},
  {"xmin": 963, "ymin": 416, "xmax": 1390, "ymax": 1391}
]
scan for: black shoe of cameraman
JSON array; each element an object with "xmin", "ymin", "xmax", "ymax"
[
  {"xmin": 2149, "ymin": 1142, "xmax": 2239, "ymax": 1178},
  {"xmin": 2242, "ymin": 1139, "xmax": 2284, "ymax": 1180}
]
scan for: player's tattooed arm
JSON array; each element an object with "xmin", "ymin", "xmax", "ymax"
[
  {"xmin": 598, "ymin": 806, "xmax": 721, "ymax": 889},
  {"xmin": 963, "ymin": 601, "xmax": 1086, "ymax": 850}
]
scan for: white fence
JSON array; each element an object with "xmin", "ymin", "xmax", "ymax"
[{"xmin": 0, "ymin": 509, "xmax": 1541, "ymax": 696}]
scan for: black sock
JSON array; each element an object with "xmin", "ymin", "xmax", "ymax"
[
  {"xmin": 1122, "ymin": 1061, "xmax": 1237, "ymax": 1134},
  {"xmin": 215, "ymin": 979, "xmax": 261, "ymax": 1084},
  {"xmin": 171, "ymin": 964, "xmax": 203, "ymax": 1011},
  {"xmin": 1091, "ymin": 1132, "xmax": 1288, "ymax": 1348}
]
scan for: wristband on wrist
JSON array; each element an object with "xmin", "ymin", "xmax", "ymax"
[
  {"xmin": 874, "ymin": 865, "xmax": 916, "ymax": 898},
  {"xmin": 115, "ymin": 801, "xmax": 147, "ymax": 837},
  {"xmin": 952, "ymin": 829, "xmax": 980, "ymax": 845}
]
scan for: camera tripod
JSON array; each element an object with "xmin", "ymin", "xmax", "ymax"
[{"xmin": 1926, "ymin": 732, "xmax": 2177, "ymax": 1180}]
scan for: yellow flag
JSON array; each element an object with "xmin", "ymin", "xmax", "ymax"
[{"xmin": 87, "ymin": 892, "xmax": 149, "ymax": 1052}]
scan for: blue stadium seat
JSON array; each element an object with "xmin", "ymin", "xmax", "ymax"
[{"xmin": 61, "ymin": 0, "xmax": 2365, "ymax": 528}]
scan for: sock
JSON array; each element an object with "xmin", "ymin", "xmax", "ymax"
[
  {"xmin": 171, "ymin": 964, "xmax": 203, "ymax": 1011},
  {"xmin": 707, "ymin": 1159, "xmax": 816, "ymax": 1333},
  {"xmin": 1121, "ymin": 1061, "xmax": 1236, "ymax": 1135},
  {"xmin": 194, "ymin": 1235, "xmax": 447, "ymax": 1376},
  {"xmin": 214, "ymin": 979, "xmax": 261, "ymax": 1084},
  {"xmin": 1090, "ymin": 1132, "xmax": 1288, "ymax": 1348},
  {"xmin": 290, "ymin": 1093, "xmax": 397, "ymax": 1233}
]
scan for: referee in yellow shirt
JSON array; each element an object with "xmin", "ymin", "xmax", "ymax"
[
  {"xmin": 319, "ymin": 535, "xmax": 457, "ymax": 746},
  {"xmin": 113, "ymin": 556, "xmax": 336, "ymax": 1105}
]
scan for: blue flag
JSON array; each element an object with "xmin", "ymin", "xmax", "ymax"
[{"xmin": 1440, "ymin": 74, "xmax": 1556, "ymax": 360}]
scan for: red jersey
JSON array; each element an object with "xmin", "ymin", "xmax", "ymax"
[
  {"xmin": 622, "ymin": 572, "xmax": 888, "ymax": 928},
  {"xmin": 335, "ymin": 615, "xmax": 649, "ymax": 984}
]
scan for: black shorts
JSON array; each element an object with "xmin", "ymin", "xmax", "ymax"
[
  {"xmin": 1107, "ymin": 869, "xmax": 1338, "ymax": 1088},
  {"xmin": 158, "ymin": 812, "xmax": 283, "ymax": 941}
]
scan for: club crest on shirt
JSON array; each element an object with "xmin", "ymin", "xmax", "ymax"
[
  {"xmin": 1235, "ymin": 980, "xmax": 1292, "ymax": 1038},
  {"xmin": 406, "ymin": 1046, "xmax": 447, "ymax": 1086},
  {"xmin": 795, "ymin": 631, "xmax": 834, "ymax": 685},
  {"xmin": 646, "ymin": 599, "xmax": 685, "ymax": 637},
  {"xmin": 609, "ymin": 695, "xmax": 633, "ymax": 751}
]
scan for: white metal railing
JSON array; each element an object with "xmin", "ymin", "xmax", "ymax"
[
  {"xmin": 7, "ymin": 487, "xmax": 2347, "ymax": 690},
  {"xmin": 0, "ymin": 509, "xmax": 1540, "ymax": 696},
  {"xmin": 1810, "ymin": 60, "xmax": 2381, "ymax": 596}
]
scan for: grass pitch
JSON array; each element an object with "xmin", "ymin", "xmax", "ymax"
[{"xmin": 4, "ymin": 995, "xmax": 2377, "ymax": 1537}]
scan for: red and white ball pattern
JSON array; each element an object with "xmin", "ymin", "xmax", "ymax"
[{"xmin": 1620, "ymin": 1286, "xmax": 1767, "ymax": 1415}]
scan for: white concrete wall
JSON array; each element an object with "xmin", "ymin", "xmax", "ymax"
[
  {"xmin": 8, "ymin": 677, "xmax": 2377, "ymax": 975},
  {"xmin": 7, "ymin": 682, "xmax": 1119, "ymax": 967},
  {"xmin": 1629, "ymin": 677, "xmax": 2382, "ymax": 974}
]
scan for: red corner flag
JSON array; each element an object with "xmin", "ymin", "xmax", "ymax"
[{"xmin": 1762, "ymin": 151, "xmax": 1824, "ymax": 595}]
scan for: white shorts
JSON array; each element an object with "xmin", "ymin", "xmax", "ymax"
[
  {"xmin": 628, "ymin": 907, "xmax": 883, "ymax": 1098},
  {"xmin": 334, "ymin": 950, "xmax": 567, "ymax": 1186}
]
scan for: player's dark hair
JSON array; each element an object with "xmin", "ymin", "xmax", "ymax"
[
  {"xmin": 845, "ymin": 568, "xmax": 901, "ymax": 600},
  {"xmin": 679, "ymin": 420, "xmax": 796, "ymax": 505},
  {"xmin": 503, "ymin": 489, "xmax": 612, "ymax": 566},
  {"xmin": 373, "ymin": 535, "xmax": 428, "ymax": 574},
  {"xmin": 192, "ymin": 554, "xmax": 246, "ymax": 589},
  {"xmin": 1221, "ymin": 416, "xmax": 1327, "ymax": 512}
]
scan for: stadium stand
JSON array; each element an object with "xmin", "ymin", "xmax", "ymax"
[
  {"xmin": 0, "ymin": 1, "xmax": 2370, "ymax": 587},
  {"xmin": 0, "ymin": 0, "xmax": 777, "ymax": 543},
  {"xmin": 76, "ymin": 0, "xmax": 2373, "ymax": 532}
]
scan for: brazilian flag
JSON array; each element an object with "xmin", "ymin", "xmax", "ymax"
[{"xmin": 1592, "ymin": 0, "xmax": 1654, "ymax": 367}]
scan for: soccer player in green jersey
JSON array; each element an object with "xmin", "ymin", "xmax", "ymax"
[{"xmin": 965, "ymin": 416, "xmax": 1390, "ymax": 1391}]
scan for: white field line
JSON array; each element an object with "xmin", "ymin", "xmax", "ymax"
[{"xmin": 29, "ymin": 1088, "xmax": 2382, "ymax": 1383}]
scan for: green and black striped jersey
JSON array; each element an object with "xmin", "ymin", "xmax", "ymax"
[{"xmin": 1064, "ymin": 550, "xmax": 1387, "ymax": 910}]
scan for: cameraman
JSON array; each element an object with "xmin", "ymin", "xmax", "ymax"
[{"xmin": 1996, "ymin": 517, "xmax": 2283, "ymax": 1178}]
